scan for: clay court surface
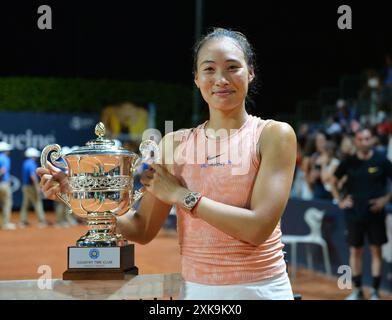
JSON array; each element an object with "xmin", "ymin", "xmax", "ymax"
[{"xmin": 1, "ymin": 212, "xmax": 392, "ymax": 300}]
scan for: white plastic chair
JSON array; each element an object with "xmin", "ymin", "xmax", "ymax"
[{"xmin": 282, "ymin": 207, "xmax": 332, "ymax": 278}]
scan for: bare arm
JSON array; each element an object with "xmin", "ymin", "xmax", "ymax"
[
  {"xmin": 320, "ymin": 160, "xmax": 339, "ymax": 186},
  {"xmin": 117, "ymin": 192, "xmax": 172, "ymax": 244},
  {"xmin": 116, "ymin": 132, "xmax": 179, "ymax": 244},
  {"xmin": 329, "ymin": 175, "xmax": 341, "ymax": 202},
  {"xmin": 330, "ymin": 171, "xmax": 353, "ymax": 210},
  {"xmin": 300, "ymin": 156, "xmax": 314, "ymax": 192}
]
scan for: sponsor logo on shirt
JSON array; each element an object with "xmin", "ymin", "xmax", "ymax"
[
  {"xmin": 200, "ymin": 160, "xmax": 232, "ymax": 169},
  {"xmin": 368, "ymin": 166, "xmax": 378, "ymax": 174}
]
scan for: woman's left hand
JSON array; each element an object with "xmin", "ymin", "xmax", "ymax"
[{"xmin": 140, "ymin": 163, "xmax": 188, "ymax": 205}]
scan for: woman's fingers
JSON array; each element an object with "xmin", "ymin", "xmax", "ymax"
[
  {"xmin": 140, "ymin": 177, "xmax": 151, "ymax": 187},
  {"xmin": 140, "ymin": 169, "xmax": 154, "ymax": 187},
  {"xmin": 43, "ymin": 178, "xmax": 59, "ymax": 193},
  {"xmin": 40, "ymin": 174, "xmax": 53, "ymax": 190},
  {"xmin": 36, "ymin": 167, "xmax": 50, "ymax": 178},
  {"xmin": 44, "ymin": 183, "xmax": 60, "ymax": 200}
]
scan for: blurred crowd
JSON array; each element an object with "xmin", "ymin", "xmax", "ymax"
[{"xmin": 291, "ymin": 53, "xmax": 392, "ymax": 202}]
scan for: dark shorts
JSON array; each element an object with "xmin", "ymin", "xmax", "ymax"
[{"xmin": 345, "ymin": 214, "xmax": 388, "ymax": 247}]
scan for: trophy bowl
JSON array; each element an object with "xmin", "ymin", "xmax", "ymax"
[{"xmin": 40, "ymin": 122, "xmax": 159, "ymax": 248}]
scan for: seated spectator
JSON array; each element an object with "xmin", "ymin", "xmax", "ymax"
[
  {"xmin": 319, "ymin": 141, "xmax": 340, "ymax": 196},
  {"xmin": 339, "ymin": 134, "xmax": 356, "ymax": 161},
  {"xmin": 301, "ymin": 134, "xmax": 317, "ymax": 200},
  {"xmin": 336, "ymin": 99, "xmax": 357, "ymax": 132},
  {"xmin": 326, "ymin": 115, "xmax": 343, "ymax": 136},
  {"xmin": 307, "ymin": 131, "xmax": 333, "ymax": 200}
]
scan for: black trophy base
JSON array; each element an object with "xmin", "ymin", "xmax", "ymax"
[
  {"xmin": 63, "ymin": 244, "xmax": 138, "ymax": 280},
  {"xmin": 63, "ymin": 266, "xmax": 139, "ymax": 280}
]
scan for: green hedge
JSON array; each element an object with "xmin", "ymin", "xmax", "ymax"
[{"xmin": 0, "ymin": 77, "xmax": 195, "ymax": 132}]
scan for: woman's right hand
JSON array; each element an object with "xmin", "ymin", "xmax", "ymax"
[{"xmin": 36, "ymin": 162, "xmax": 70, "ymax": 201}]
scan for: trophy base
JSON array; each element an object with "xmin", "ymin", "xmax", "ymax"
[
  {"xmin": 63, "ymin": 244, "xmax": 138, "ymax": 280},
  {"xmin": 63, "ymin": 266, "xmax": 139, "ymax": 280}
]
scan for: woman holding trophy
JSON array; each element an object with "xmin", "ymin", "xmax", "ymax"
[{"xmin": 37, "ymin": 28, "xmax": 297, "ymax": 299}]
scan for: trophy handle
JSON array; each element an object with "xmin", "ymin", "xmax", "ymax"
[
  {"xmin": 40, "ymin": 144, "xmax": 72, "ymax": 208},
  {"xmin": 131, "ymin": 154, "xmax": 146, "ymax": 204},
  {"xmin": 131, "ymin": 139, "xmax": 161, "ymax": 203}
]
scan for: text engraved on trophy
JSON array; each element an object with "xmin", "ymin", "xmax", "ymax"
[{"xmin": 68, "ymin": 176, "xmax": 131, "ymax": 191}]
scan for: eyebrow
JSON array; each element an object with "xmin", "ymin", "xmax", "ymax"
[{"xmin": 200, "ymin": 59, "xmax": 242, "ymax": 65}]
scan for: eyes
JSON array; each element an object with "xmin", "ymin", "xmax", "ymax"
[{"xmin": 202, "ymin": 65, "xmax": 240, "ymax": 73}]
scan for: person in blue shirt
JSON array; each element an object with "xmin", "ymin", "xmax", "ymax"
[
  {"xmin": 0, "ymin": 142, "xmax": 15, "ymax": 230},
  {"xmin": 19, "ymin": 147, "xmax": 47, "ymax": 227}
]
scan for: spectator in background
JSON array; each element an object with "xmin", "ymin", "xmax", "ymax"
[
  {"xmin": 301, "ymin": 134, "xmax": 316, "ymax": 200},
  {"xmin": 359, "ymin": 69, "xmax": 383, "ymax": 126},
  {"xmin": 319, "ymin": 141, "xmax": 340, "ymax": 197},
  {"xmin": 331, "ymin": 127, "xmax": 392, "ymax": 300},
  {"xmin": 373, "ymin": 134, "xmax": 388, "ymax": 158},
  {"xmin": 336, "ymin": 99, "xmax": 357, "ymax": 132},
  {"xmin": 19, "ymin": 147, "xmax": 47, "ymax": 228},
  {"xmin": 54, "ymin": 201, "xmax": 77, "ymax": 227},
  {"xmin": 359, "ymin": 69, "xmax": 382, "ymax": 100},
  {"xmin": 338, "ymin": 134, "xmax": 356, "ymax": 161},
  {"xmin": 297, "ymin": 123, "xmax": 309, "ymax": 148},
  {"xmin": 376, "ymin": 113, "xmax": 392, "ymax": 138},
  {"xmin": 326, "ymin": 115, "xmax": 342, "ymax": 136},
  {"xmin": 0, "ymin": 142, "xmax": 15, "ymax": 230},
  {"xmin": 326, "ymin": 115, "xmax": 344, "ymax": 150},
  {"xmin": 307, "ymin": 131, "xmax": 333, "ymax": 200}
]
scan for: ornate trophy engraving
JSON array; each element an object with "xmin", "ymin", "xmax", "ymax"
[{"xmin": 40, "ymin": 122, "xmax": 159, "ymax": 280}]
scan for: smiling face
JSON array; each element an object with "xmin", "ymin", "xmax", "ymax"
[{"xmin": 194, "ymin": 37, "xmax": 254, "ymax": 112}]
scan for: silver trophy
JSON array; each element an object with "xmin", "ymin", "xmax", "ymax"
[{"xmin": 40, "ymin": 122, "xmax": 159, "ymax": 280}]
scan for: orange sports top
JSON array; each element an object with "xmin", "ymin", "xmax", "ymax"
[{"xmin": 171, "ymin": 115, "xmax": 286, "ymax": 285}]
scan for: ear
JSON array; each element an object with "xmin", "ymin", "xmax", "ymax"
[
  {"xmin": 248, "ymin": 69, "xmax": 255, "ymax": 83},
  {"xmin": 194, "ymin": 72, "xmax": 200, "ymax": 88}
]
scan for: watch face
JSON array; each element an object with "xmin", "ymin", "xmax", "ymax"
[
  {"xmin": 184, "ymin": 192, "xmax": 200, "ymax": 208},
  {"xmin": 185, "ymin": 194, "xmax": 197, "ymax": 206}
]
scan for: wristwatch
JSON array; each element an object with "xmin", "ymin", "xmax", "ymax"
[{"xmin": 182, "ymin": 191, "xmax": 202, "ymax": 213}]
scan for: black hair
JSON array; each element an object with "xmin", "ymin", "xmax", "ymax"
[{"xmin": 192, "ymin": 27, "xmax": 259, "ymax": 110}]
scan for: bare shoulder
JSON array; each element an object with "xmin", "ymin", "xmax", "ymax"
[
  {"xmin": 260, "ymin": 120, "xmax": 297, "ymax": 155},
  {"xmin": 263, "ymin": 120, "xmax": 296, "ymax": 141}
]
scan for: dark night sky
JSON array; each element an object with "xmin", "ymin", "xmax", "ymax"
[{"xmin": 0, "ymin": 1, "xmax": 391, "ymax": 118}]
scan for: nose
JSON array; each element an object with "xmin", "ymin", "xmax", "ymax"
[{"xmin": 214, "ymin": 71, "xmax": 230, "ymax": 86}]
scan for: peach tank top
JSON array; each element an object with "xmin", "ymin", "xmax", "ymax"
[{"xmin": 171, "ymin": 115, "xmax": 286, "ymax": 285}]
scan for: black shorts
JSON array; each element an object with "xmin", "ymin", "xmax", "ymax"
[{"xmin": 345, "ymin": 215, "xmax": 388, "ymax": 247}]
